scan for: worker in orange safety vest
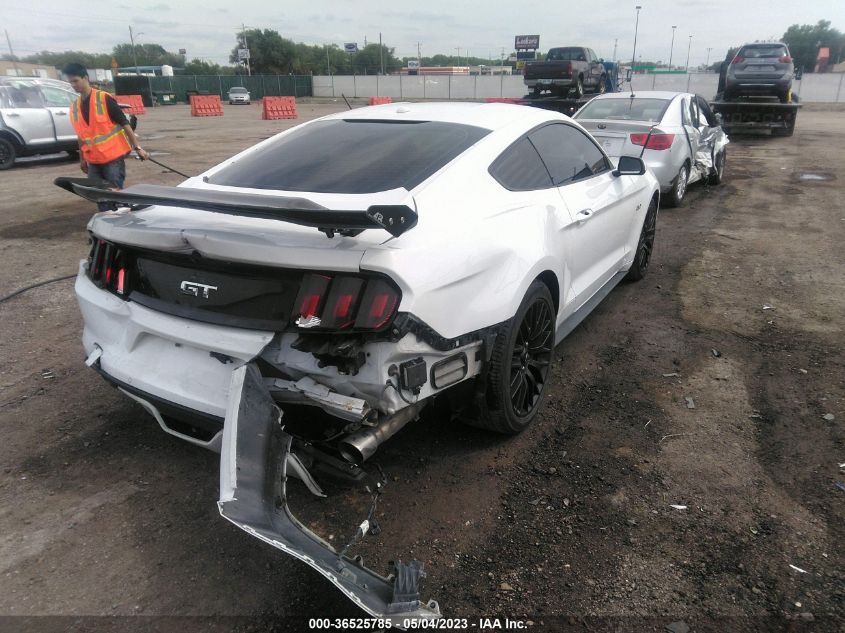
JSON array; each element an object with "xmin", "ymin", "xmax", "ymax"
[{"xmin": 63, "ymin": 63, "xmax": 149, "ymax": 200}]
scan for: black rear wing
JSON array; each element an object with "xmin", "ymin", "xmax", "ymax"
[{"xmin": 54, "ymin": 178, "xmax": 418, "ymax": 238}]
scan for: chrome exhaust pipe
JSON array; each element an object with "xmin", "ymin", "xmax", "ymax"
[{"xmin": 338, "ymin": 402, "xmax": 426, "ymax": 464}]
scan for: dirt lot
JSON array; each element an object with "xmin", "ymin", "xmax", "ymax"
[{"xmin": 0, "ymin": 102, "xmax": 842, "ymax": 633}]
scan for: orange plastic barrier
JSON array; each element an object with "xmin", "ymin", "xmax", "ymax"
[
  {"xmin": 190, "ymin": 95, "xmax": 224, "ymax": 117},
  {"xmin": 116, "ymin": 94, "xmax": 146, "ymax": 115},
  {"xmin": 368, "ymin": 96, "xmax": 393, "ymax": 105},
  {"xmin": 261, "ymin": 96, "xmax": 297, "ymax": 120}
]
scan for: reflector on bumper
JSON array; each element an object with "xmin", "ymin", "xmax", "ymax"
[{"xmin": 218, "ymin": 364, "xmax": 441, "ymax": 623}]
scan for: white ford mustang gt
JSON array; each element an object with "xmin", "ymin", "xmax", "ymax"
[{"xmin": 58, "ymin": 101, "xmax": 660, "ymax": 621}]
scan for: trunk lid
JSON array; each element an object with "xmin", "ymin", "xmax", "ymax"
[{"xmin": 576, "ymin": 120, "xmax": 665, "ymax": 157}]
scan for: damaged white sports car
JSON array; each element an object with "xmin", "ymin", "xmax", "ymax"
[{"xmin": 58, "ymin": 102, "xmax": 660, "ymax": 622}]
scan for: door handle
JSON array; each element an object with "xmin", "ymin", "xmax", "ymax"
[
  {"xmin": 575, "ymin": 208, "xmax": 593, "ymax": 222},
  {"xmin": 7, "ymin": 112, "xmax": 20, "ymax": 117}
]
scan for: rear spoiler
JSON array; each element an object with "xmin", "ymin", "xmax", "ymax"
[{"xmin": 53, "ymin": 177, "xmax": 418, "ymax": 238}]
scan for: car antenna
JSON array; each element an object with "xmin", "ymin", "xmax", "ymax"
[{"xmin": 341, "ymin": 93, "xmax": 352, "ymax": 110}]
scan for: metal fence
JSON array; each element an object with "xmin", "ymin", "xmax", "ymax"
[
  {"xmin": 313, "ymin": 73, "xmax": 845, "ymax": 103},
  {"xmin": 115, "ymin": 74, "xmax": 312, "ymax": 105}
]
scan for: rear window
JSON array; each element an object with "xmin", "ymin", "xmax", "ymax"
[
  {"xmin": 547, "ymin": 48, "xmax": 585, "ymax": 61},
  {"xmin": 739, "ymin": 45, "xmax": 787, "ymax": 58},
  {"xmin": 575, "ymin": 98, "xmax": 670, "ymax": 123},
  {"xmin": 208, "ymin": 119, "xmax": 490, "ymax": 194}
]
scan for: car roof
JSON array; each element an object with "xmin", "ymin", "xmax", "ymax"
[
  {"xmin": 589, "ymin": 91, "xmax": 686, "ymax": 101},
  {"xmin": 320, "ymin": 101, "xmax": 562, "ymax": 131}
]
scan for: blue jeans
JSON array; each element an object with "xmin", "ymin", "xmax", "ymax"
[{"xmin": 88, "ymin": 157, "xmax": 126, "ymax": 211}]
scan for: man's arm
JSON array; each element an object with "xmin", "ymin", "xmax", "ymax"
[{"xmin": 105, "ymin": 94, "xmax": 150, "ymax": 161}]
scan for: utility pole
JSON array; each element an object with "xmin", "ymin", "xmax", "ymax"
[
  {"xmin": 454, "ymin": 47, "xmax": 461, "ymax": 66},
  {"xmin": 4, "ymin": 30, "xmax": 20, "ymax": 76},
  {"xmin": 500, "ymin": 47, "xmax": 505, "ymax": 69},
  {"xmin": 613, "ymin": 39, "xmax": 618, "ymax": 63},
  {"xmin": 326, "ymin": 44, "xmax": 330, "ymax": 75},
  {"xmin": 241, "ymin": 24, "xmax": 251, "ymax": 76},
  {"xmin": 706, "ymin": 47, "xmax": 713, "ymax": 68},
  {"xmin": 685, "ymin": 34, "xmax": 692, "ymax": 71},
  {"xmin": 417, "ymin": 41, "xmax": 421, "ymax": 64},
  {"xmin": 128, "ymin": 25, "xmax": 140, "ymax": 75},
  {"xmin": 669, "ymin": 25, "xmax": 676, "ymax": 68},
  {"xmin": 379, "ymin": 32, "xmax": 384, "ymax": 75}
]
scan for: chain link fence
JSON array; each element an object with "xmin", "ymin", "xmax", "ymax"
[{"xmin": 115, "ymin": 74, "xmax": 312, "ymax": 106}]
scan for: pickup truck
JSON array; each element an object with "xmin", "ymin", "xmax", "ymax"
[{"xmin": 524, "ymin": 47, "xmax": 606, "ymax": 98}]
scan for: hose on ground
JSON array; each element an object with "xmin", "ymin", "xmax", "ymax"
[{"xmin": 0, "ymin": 274, "xmax": 76, "ymax": 305}]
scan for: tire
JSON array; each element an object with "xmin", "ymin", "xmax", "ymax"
[
  {"xmin": 570, "ymin": 76, "xmax": 584, "ymax": 99},
  {"xmin": 597, "ymin": 75, "xmax": 607, "ymax": 94},
  {"xmin": 625, "ymin": 198, "xmax": 658, "ymax": 282},
  {"xmin": 665, "ymin": 162, "xmax": 689, "ymax": 208},
  {"xmin": 772, "ymin": 126, "xmax": 794, "ymax": 137},
  {"xmin": 709, "ymin": 148, "xmax": 726, "ymax": 185},
  {"xmin": 468, "ymin": 281, "xmax": 555, "ymax": 434},
  {"xmin": 0, "ymin": 138, "xmax": 16, "ymax": 170}
]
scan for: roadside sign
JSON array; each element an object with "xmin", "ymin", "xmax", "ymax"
[
  {"xmin": 238, "ymin": 48, "xmax": 250, "ymax": 60},
  {"xmin": 515, "ymin": 35, "xmax": 540, "ymax": 50},
  {"xmin": 344, "ymin": 43, "xmax": 358, "ymax": 54},
  {"xmin": 179, "ymin": 48, "xmax": 187, "ymax": 55}
]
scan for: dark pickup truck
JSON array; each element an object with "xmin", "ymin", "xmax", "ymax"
[{"xmin": 524, "ymin": 47, "xmax": 606, "ymax": 98}]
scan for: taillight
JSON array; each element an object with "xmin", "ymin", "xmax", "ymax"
[
  {"xmin": 779, "ymin": 55, "xmax": 792, "ymax": 63},
  {"xmin": 292, "ymin": 274, "xmax": 400, "ymax": 331},
  {"xmin": 630, "ymin": 133, "xmax": 674, "ymax": 150},
  {"xmin": 731, "ymin": 56, "xmax": 744, "ymax": 65}
]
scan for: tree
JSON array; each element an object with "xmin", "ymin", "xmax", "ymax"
[
  {"xmin": 15, "ymin": 50, "xmax": 111, "ymax": 69},
  {"xmin": 112, "ymin": 43, "xmax": 182, "ymax": 68},
  {"xmin": 350, "ymin": 44, "xmax": 401, "ymax": 74},
  {"xmin": 182, "ymin": 58, "xmax": 236, "ymax": 75},
  {"xmin": 782, "ymin": 20, "xmax": 845, "ymax": 72},
  {"xmin": 229, "ymin": 28, "xmax": 296, "ymax": 74}
]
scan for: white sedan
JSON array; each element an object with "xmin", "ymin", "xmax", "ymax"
[
  {"xmin": 574, "ymin": 91, "xmax": 729, "ymax": 207},
  {"xmin": 58, "ymin": 102, "xmax": 660, "ymax": 621}
]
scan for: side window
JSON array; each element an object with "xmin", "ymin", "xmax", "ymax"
[
  {"xmin": 40, "ymin": 85, "xmax": 76, "ymax": 107},
  {"xmin": 489, "ymin": 138, "xmax": 553, "ymax": 191},
  {"xmin": 6, "ymin": 85, "xmax": 43, "ymax": 108},
  {"xmin": 529, "ymin": 123, "xmax": 611, "ymax": 186}
]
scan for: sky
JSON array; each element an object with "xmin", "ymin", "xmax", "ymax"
[{"xmin": 4, "ymin": 0, "xmax": 845, "ymax": 68}]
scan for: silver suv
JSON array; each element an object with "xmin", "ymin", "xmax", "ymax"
[
  {"xmin": 724, "ymin": 42, "xmax": 794, "ymax": 103},
  {"xmin": 0, "ymin": 77, "xmax": 81, "ymax": 169}
]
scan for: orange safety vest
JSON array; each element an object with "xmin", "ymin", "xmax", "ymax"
[{"xmin": 69, "ymin": 89, "xmax": 132, "ymax": 165}]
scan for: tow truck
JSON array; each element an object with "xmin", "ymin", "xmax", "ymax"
[{"xmin": 709, "ymin": 49, "xmax": 801, "ymax": 137}]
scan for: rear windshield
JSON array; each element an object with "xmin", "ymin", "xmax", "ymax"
[
  {"xmin": 229, "ymin": 87, "xmax": 248, "ymax": 93},
  {"xmin": 575, "ymin": 98, "xmax": 670, "ymax": 122},
  {"xmin": 547, "ymin": 48, "xmax": 585, "ymax": 61},
  {"xmin": 738, "ymin": 45, "xmax": 787, "ymax": 58},
  {"xmin": 207, "ymin": 119, "xmax": 490, "ymax": 193}
]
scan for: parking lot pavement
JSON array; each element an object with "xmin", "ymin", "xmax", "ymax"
[{"xmin": 0, "ymin": 103, "xmax": 842, "ymax": 630}]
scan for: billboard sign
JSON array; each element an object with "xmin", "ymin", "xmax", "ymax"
[
  {"xmin": 237, "ymin": 48, "xmax": 250, "ymax": 60},
  {"xmin": 516, "ymin": 50, "xmax": 536, "ymax": 61},
  {"xmin": 515, "ymin": 35, "xmax": 540, "ymax": 50},
  {"xmin": 344, "ymin": 43, "xmax": 358, "ymax": 54}
]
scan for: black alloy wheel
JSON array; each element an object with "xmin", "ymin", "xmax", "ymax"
[
  {"xmin": 625, "ymin": 199, "xmax": 658, "ymax": 281},
  {"xmin": 467, "ymin": 281, "xmax": 555, "ymax": 434},
  {"xmin": 0, "ymin": 138, "xmax": 15, "ymax": 170},
  {"xmin": 509, "ymin": 295, "xmax": 554, "ymax": 417}
]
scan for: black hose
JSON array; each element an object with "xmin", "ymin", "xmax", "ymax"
[{"xmin": 0, "ymin": 274, "xmax": 76, "ymax": 305}]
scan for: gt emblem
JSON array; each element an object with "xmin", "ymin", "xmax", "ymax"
[{"xmin": 180, "ymin": 280, "xmax": 218, "ymax": 298}]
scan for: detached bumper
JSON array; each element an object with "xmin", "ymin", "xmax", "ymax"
[{"xmin": 218, "ymin": 364, "xmax": 441, "ymax": 624}]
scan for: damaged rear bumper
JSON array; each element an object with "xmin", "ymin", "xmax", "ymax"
[{"xmin": 218, "ymin": 363, "xmax": 441, "ymax": 624}]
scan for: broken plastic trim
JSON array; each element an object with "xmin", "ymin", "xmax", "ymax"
[
  {"xmin": 218, "ymin": 364, "xmax": 440, "ymax": 624},
  {"xmin": 54, "ymin": 179, "xmax": 418, "ymax": 238}
]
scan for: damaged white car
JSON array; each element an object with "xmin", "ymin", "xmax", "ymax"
[
  {"xmin": 57, "ymin": 102, "xmax": 660, "ymax": 622},
  {"xmin": 574, "ymin": 90, "xmax": 729, "ymax": 207}
]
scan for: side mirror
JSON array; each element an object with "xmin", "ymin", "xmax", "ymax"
[{"xmin": 613, "ymin": 155, "xmax": 646, "ymax": 177}]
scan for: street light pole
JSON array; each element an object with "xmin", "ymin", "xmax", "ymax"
[
  {"xmin": 685, "ymin": 35, "xmax": 692, "ymax": 72},
  {"xmin": 613, "ymin": 38, "xmax": 618, "ymax": 63},
  {"xmin": 241, "ymin": 24, "xmax": 251, "ymax": 76},
  {"xmin": 455, "ymin": 47, "xmax": 461, "ymax": 66},
  {"xmin": 631, "ymin": 5, "xmax": 642, "ymax": 72},
  {"xmin": 669, "ymin": 25, "xmax": 676, "ymax": 68},
  {"xmin": 706, "ymin": 47, "xmax": 713, "ymax": 68}
]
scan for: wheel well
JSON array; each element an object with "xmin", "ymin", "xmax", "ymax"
[
  {"xmin": 535, "ymin": 271, "xmax": 559, "ymax": 314},
  {"xmin": 0, "ymin": 130, "xmax": 23, "ymax": 148}
]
